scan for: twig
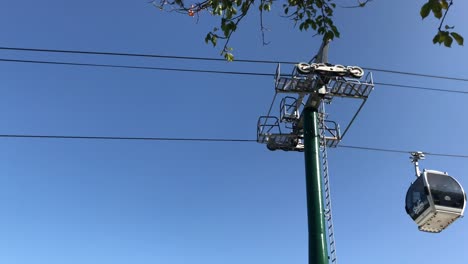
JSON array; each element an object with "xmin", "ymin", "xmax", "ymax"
[
  {"xmin": 438, "ymin": 0, "xmax": 453, "ymax": 31},
  {"xmin": 259, "ymin": 0, "xmax": 271, "ymax": 46},
  {"xmin": 339, "ymin": 0, "xmax": 372, "ymax": 8}
]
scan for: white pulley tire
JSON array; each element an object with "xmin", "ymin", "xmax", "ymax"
[
  {"xmin": 348, "ymin": 66, "xmax": 364, "ymax": 78},
  {"xmin": 296, "ymin": 62, "xmax": 312, "ymax": 74}
]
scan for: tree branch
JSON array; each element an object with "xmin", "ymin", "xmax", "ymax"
[
  {"xmin": 259, "ymin": 0, "xmax": 271, "ymax": 46},
  {"xmin": 339, "ymin": 0, "xmax": 372, "ymax": 9},
  {"xmin": 438, "ymin": 0, "xmax": 453, "ymax": 32}
]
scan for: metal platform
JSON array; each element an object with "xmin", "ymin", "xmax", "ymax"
[
  {"xmin": 328, "ymin": 73, "xmax": 374, "ymax": 99},
  {"xmin": 276, "ymin": 72, "xmax": 374, "ymax": 99},
  {"xmin": 275, "ymin": 75, "xmax": 322, "ymax": 94},
  {"xmin": 257, "ymin": 116, "xmax": 340, "ymax": 150},
  {"xmin": 280, "ymin": 96, "xmax": 301, "ymax": 124},
  {"xmin": 257, "ymin": 116, "xmax": 303, "ymax": 151},
  {"xmin": 318, "ymin": 119, "xmax": 341, "ymax": 148}
]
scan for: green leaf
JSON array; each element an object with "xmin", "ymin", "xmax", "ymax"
[
  {"xmin": 441, "ymin": 0, "xmax": 449, "ymax": 9},
  {"xmin": 316, "ymin": 0, "xmax": 323, "ymax": 8},
  {"xmin": 224, "ymin": 52, "xmax": 234, "ymax": 62},
  {"xmin": 211, "ymin": 35, "xmax": 217, "ymax": 46},
  {"xmin": 324, "ymin": 30, "xmax": 334, "ymax": 41},
  {"xmin": 444, "ymin": 35, "xmax": 453, "ymax": 47},
  {"xmin": 438, "ymin": 31, "xmax": 449, "ymax": 44},
  {"xmin": 331, "ymin": 25, "xmax": 340, "ymax": 38},
  {"xmin": 241, "ymin": 2, "xmax": 249, "ymax": 13},
  {"xmin": 230, "ymin": 22, "xmax": 237, "ymax": 31},
  {"xmin": 420, "ymin": 2, "xmax": 431, "ymax": 19},
  {"xmin": 433, "ymin": 32, "xmax": 441, "ymax": 44},
  {"xmin": 451, "ymin": 32, "xmax": 464, "ymax": 46},
  {"xmin": 310, "ymin": 20, "xmax": 317, "ymax": 30},
  {"xmin": 431, "ymin": 2, "xmax": 442, "ymax": 19},
  {"xmin": 205, "ymin": 33, "xmax": 212, "ymax": 44}
]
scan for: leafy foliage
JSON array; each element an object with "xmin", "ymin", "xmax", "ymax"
[
  {"xmin": 153, "ymin": 0, "xmax": 462, "ymax": 59},
  {"xmin": 420, "ymin": 0, "xmax": 463, "ymax": 47},
  {"xmin": 154, "ymin": 0, "xmax": 351, "ymax": 60}
]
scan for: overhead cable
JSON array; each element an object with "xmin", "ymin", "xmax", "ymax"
[
  {"xmin": 374, "ymin": 82, "xmax": 468, "ymax": 95},
  {"xmin": 0, "ymin": 134, "xmax": 256, "ymax": 142},
  {"xmin": 1, "ymin": 57, "xmax": 467, "ymax": 95},
  {"xmin": 337, "ymin": 145, "xmax": 468, "ymax": 158},
  {"xmin": 0, "ymin": 58, "xmax": 273, "ymax": 77},
  {"xmin": 1, "ymin": 46, "xmax": 468, "ymax": 82},
  {"xmin": 1, "ymin": 133, "xmax": 468, "ymax": 158},
  {"xmin": 0, "ymin": 46, "xmax": 271, "ymax": 64}
]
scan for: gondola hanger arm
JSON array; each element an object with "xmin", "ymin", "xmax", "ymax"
[{"xmin": 410, "ymin": 151, "xmax": 425, "ymax": 177}]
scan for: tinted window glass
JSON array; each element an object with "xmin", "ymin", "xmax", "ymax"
[
  {"xmin": 405, "ymin": 177, "xmax": 430, "ymax": 220},
  {"xmin": 427, "ymin": 172, "xmax": 464, "ymax": 209}
]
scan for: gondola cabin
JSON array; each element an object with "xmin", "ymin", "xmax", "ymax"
[{"xmin": 405, "ymin": 170, "xmax": 466, "ymax": 233}]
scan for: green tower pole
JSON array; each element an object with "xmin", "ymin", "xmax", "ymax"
[{"xmin": 303, "ymin": 106, "xmax": 328, "ymax": 264}]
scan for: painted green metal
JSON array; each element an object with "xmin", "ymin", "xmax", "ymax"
[{"xmin": 303, "ymin": 106, "xmax": 328, "ymax": 264}]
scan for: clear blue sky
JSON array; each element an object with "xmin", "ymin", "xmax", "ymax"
[{"xmin": 1, "ymin": 1, "xmax": 468, "ymax": 263}]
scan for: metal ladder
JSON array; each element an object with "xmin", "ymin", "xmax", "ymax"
[{"xmin": 319, "ymin": 104, "xmax": 337, "ymax": 264}]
